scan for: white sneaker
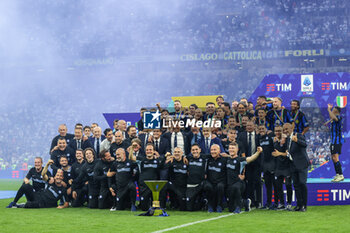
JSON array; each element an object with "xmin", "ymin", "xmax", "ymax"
[
  {"xmin": 334, "ymin": 175, "xmax": 345, "ymax": 182},
  {"xmin": 286, "ymin": 205, "xmax": 292, "ymax": 211},
  {"xmin": 331, "ymin": 174, "xmax": 340, "ymax": 182},
  {"xmin": 110, "ymin": 206, "xmax": 116, "ymax": 211}
]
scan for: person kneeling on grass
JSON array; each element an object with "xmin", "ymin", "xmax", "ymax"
[
  {"xmin": 7, "ymin": 160, "xmax": 69, "ymax": 209},
  {"xmin": 226, "ymin": 143, "xmax": 263, "ymax": 214}
]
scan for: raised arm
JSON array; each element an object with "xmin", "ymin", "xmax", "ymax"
[{"xmin": 246, "ymin": 146, "xmax": 263, "ymax": 163}]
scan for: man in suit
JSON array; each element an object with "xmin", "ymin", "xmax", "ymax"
[
  {"xmin": 163, "ymin": 121, "xmax": 190, "ymax": 156},
  {"xmin": 68, "ymin": 127, "xmax": 92, "ymax": 153},
  {"xmin": 283, "ymin": 123, "xmax": 309, "ymax": 212},
  {"xmin": 187, "ymin": 125, "xmax": 203, "ymax": 146},
  {"xmin": 238, "ymin": 120, "xmax": 262, "ymax": 208},
  {"xmin": 89, "ymin": 126, "xmax": 106, "ymax": 155},
  {"xmin": 198, "ymin": 127, "xmax": 225, "ymax": 154},
  {"xmin": 151, "ymin": 128, "xmax": 170, "ymax": 157}
]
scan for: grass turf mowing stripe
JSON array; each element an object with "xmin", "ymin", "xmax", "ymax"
[{"xmin": 152, "ymin": 213, "xmax": 234, "ymax": 233}]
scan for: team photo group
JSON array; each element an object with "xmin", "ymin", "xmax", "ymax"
[{"xmin": 6, "ymin": 96, "xmax": 344, "ymax": 214}]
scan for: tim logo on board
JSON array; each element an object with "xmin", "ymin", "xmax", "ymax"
[
  {"xmin": 301, "ymin": 74, "xmax": 313, "ymax": 94},
  {"xmin": 143, "ymin": 110, "xmax": 161, "ymax": 129}
]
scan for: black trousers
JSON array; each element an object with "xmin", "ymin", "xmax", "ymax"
[
  {"xmin": 14, "ymin": 183, "xmax": 48, "ymax": 208},
  {"xmin": 226, "ymin": 181, "xmax": 245, "ymax": 212},
  {"xmin": 263, "ymin": 171, "xmax": 276, "ymax": 205},
  {"xmin": 139, "ymin": 184, "xmax": 152, "ymax": 211},
  {"xmin": 71, "ymin": 185, "xmax": 88, "ymax": 207},
  {"xmin": 186, "ymin": 182, "xmax": 205, "ymax": 211},
  {"xmin": 14, "ymin": 183, "xmax": 36, "ymax": 203},
  {"xmin": 161, "ymin": 182, "xmax": 186, "ymax": 211},
  {"xmin": 98, "ymin": 187, "xmax": 113, "ymax": 209},
  {"xmin": 292, "ymin": 168, "xmax": 308, "ymax": 207},
  {"xmin": 203, "ymin": 181, "xmax": 225, "ymax": 209},
  {"xmin": 246, "ymin": 164, "xmax": 262, "ymax": 206},
  {"xmin": 111, "ymin": 182, "xmax": 136, "ymax": 210},
  {"xmin": 275, "ymin": 175, "xmax": 292, "ymax": 205}
]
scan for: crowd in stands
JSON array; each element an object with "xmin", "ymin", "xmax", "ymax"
[{"xmin": 10, "ymin": 0, "xmax": 350, "ymax": 59}]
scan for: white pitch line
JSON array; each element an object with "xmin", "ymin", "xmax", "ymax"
[{"xmin": 151, "ymin": 213, "xmax": 234, "ymax": 233}]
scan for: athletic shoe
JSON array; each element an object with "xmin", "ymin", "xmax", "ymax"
[
  {"xmin": 334, "ymin": 175, "xmax": 345, "ymax": 182},
  {"xmin": 208, "ymin": 205, "xmax": 214, "ymax": 213},
  {"xmin": 110, "ymin": 206, "xmax": 116, "ymax": 211},
  {"xmin": 245, "ymin": 199, "xmax": 251, "ymax": 212},
  {"xmin": 331, "ymin": 174, "xmax": 340, "ymax": 182},
  {"xmin": 286, "ymin": 204, "xmax": 292, "ymax": 211},
  {"xmin": 293, "ymin": 206, "xmax": 301, "ymax": 211},
  {"xmin": 16, "ymin": 203, "xmax": 25, "ymax": 208},
  {"xmin": 234, "ymin": 207, "xmax": 241, "ymax": 214},
  {"xmin": 216, "ymin": 205, "xmax": 223, "ymax": 213},
  {"xmin": 6, "ymin": 202, "xmax": 16, "ymax": 208},
  {"xmin": 277, "ymin": 204, "xmax": 285, "ymax": 210},
  {"xmin": 299, "ymin": 206, "xmax": 306, "ymax": 212},
  {"xmin": 131, "ymin": 204, "xmax": 137, "ymax": 212}
]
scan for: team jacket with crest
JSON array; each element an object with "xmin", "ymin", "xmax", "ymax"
[
  {"xmin": 187, "ymin": 155, "xmax": 208, "ymax": 185},
  {"xmin": 166, "ymin": 159, "xmax": 188, "ymax": 188},
  {"xmin": 94, "ymin": 159, "xmax": 114, "ymax": 190},
  {"xmin": 138, "ymin": 157, "xmax": 163, "ymax": 186},
  {"xmin": 109, "ymin": 159, "xmax": 139, "ymax": 189},
  {"xmin": 72, "ymin": 160, "xmax": 99, "ymax": 195},
  {"xmin": 206, "ymin": 156, "xmax": 227, "ymax": 184},
  {"xmin": 226, "ymin": 157, "xmax": 247, "ymax": 185},
  {"xmin": 25, "ymin": 167, "xmax": 51, "ymax": 191}
]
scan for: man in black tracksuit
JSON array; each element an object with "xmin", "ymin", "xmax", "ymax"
[
  {"xmin": 186, "ymin": 144, "xmax": 208, "ymax": 211},
  {"xmin": 108, "ymin": 148, "xmax": 139, "ymax": 211},
  {"xmin": 7, "ymin": 157, "xmax": 52, "ymax": 208},
  {"xmin": 138, "ymin": 143, "xmax": 164, "ymax": 211},
  {"xmin": 71, "ymin": 148, "xmax": 98, "ymax": 208},
  {"xmin": 162, "ymin": 147, "xmax": 187, "ymax": 211},
  {"xmin": 258, "ymin": 124, "xmax": 277, "ymax": 209},
  {"xmin": 226, "ymin": 142, "xmax": 262, "ymax": 213},
  {"xmin": 15, "ymin": 160, "xmax": 69, "ymax": 209},
  {"xmin": 50, "ymin": 137, "xmax": 76, "ymax": 171},
  {"xmin": 70, "ymin": 149, "xmax": 86, "ymax": 207},
  {"xmin": 203, "ymin": 144, "xmax": 227, "ymax": 213},
  {"xmin": 94, "ymin": 149, "xmax": 115, "ymax": 209}
]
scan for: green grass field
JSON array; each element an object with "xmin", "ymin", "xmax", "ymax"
[{"xmin": 1, "ymin": 179, "xmax": 350, "ymax": 233}]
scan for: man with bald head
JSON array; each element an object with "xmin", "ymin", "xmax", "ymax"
[
  {"xmin": 109, "ymin": 131, "xmax": 131, "ymax": 158},
  {"xmin": 204, "ymin": 144, "xmax": 227, "ymax": 212},
  {"xmin": 107, "ymin": 148, "xmax": 138, "ymax": 211},
  {"xmin": 118, "ymin": 120, "xmax": 128, "ymax": 139},
  {"xmin": 50, "ymin": 124, "xmax": 74, "ymax": 153},
  {"xmin": 161, "ymin": 147, "xmax": 188, "ymax": 211}
]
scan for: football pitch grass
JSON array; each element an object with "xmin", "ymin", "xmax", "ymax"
[{"xmin": 1, "ymin": 179, "xmax": 350, "ymax": 233}]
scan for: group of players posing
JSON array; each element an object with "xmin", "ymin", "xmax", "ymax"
[{"xmin": 6, "ymin": 96, "xmax": 344, "ymax": 214}]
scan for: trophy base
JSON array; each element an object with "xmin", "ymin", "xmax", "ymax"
[{"xmin": 138, "ymin": 207, "xmax": 169, "ymax": 217}]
